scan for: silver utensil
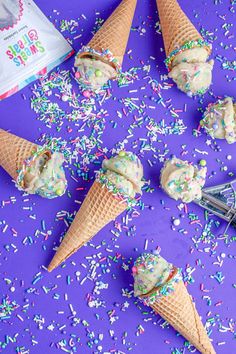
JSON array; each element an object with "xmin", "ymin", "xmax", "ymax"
[{"xmin": 194, "ymin": 178, "xmax": 236, "ymax": 229}]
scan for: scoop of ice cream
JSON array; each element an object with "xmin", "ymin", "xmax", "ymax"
[
  {"xmin": 169, "ymin": 47, "xmax": 214, "ymax": 96},
  {"xmin": 104, "ymin": 170, "xmax": 136, "ymax": 198},
  {"xmin": 23, "ymin": 152, "xmax": 67, "ymax": 198},
  {"xmin": 132, "ymin": 253, "xmax": 173, "ymax": 297},
  {"xmin": 169, "ymin": 61, "xmax": 214, "ymax": 96},
  {"xmin": 102, "ymin": 151, "xmax": 144, "ymax": 194},
  {"xmin": 75, "ymin": 56, "xmax": 117, "ymax": 91},
  {"xmin": 201, "ymin": 97, "xmax": 236, "ymax": 144},
  {"xmin": 161, "ymin": 157, "xmax": 207, "ymax": 203}
]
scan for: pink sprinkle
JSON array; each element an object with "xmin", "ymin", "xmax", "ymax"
[
  {"xmin": 83, "ymin": 90, "xmax": 91, "ymax": 98},
  {"xmin": 132, "ymin": 266, "xmax": 137, "ymax": 274},
  {"xmin": 75, "ymin": 71, "xmax": 81, "ymax": 79}
]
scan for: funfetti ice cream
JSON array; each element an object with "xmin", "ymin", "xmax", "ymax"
[
  {"xmin": 0, "ymin": 0, "xmax": 74, "ymax": 100},
  {"xmin": 160, "ymin": 157, "xmax": 207, "ymax": 203},
  {"xmin": 22, "ymin": 151, "xmax": 67, "ymax": 198},
  {"xmin": 201, "ymin": 97, "xmax": 236, "ymax": 144},
  {"xmin": 102, "ymin": 151, "xmax": 144, "ymax": 197},
  {"xmin": 168, "ymin": 47, "xmax": 214, "ymax": 97},
  {"xmin": 132, "ymin": 252, "xmax": 216, "ymax": 354},
  {"xmin": 156, "ymin": 0, "xmax": 214, "ymax": 96},
  {"xmin": 74, "ymin": 0, "xmax": 137, "ymax": 91},
  {"xmin": 74, "ymin": 57, "xmax": 117, "ymax": 91},
  {"xmin": 0, "ymin": 129, "xmax": 67, "ymax": 199}
]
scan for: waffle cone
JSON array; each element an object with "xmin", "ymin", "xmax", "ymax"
[
  {"xmin": 0, "ymin": 129, "xmax": 38, "ymax": 182},
  {"xmin": 78, "ymin": 0, "xmax": 137, "ymax": 67},
  {"xmin": 150, "ymin": 280, "xmax": 215, "ymax": 354},
  {"xmin": 48, "ymin": 181, "xmax": 127, "ymax": 271},
  {"xmin": 156, "ymin": 0, "xmax": 210, "ymax": 58}
]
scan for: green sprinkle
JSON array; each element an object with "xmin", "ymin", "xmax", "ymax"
[{"xmin": 199, "ymin": 159, "xmax": 207, "ymax": 167}]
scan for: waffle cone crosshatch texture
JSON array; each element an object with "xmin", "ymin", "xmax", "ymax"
[
  {"xmin": 0, "ymin": 0, "xmax": 235, "ymax": 353},
  {"xmin": 142, "ymin": 276, "xmax": 216, "ymax": 354},
  {"xmin": 77, "ymin": 0, "xmax": 137, "ymax": 67},
  {"xmin": 0, "ymin": 129, "xmax": 38, "ymax": 181},
  {"xmin": 150, "ymin": 281, "xmax": 216, "ymax": 354},
  {"xmin": 156, "ymin": 0, "xmax": 209, "ymax": 57},
  {"xmin": 48, "ymin": 181, "xmax": 127, "ymax": 272}
]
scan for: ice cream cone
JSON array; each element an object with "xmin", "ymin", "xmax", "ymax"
[
  {"xmin": 0, "ymin": 129, "xmax": 38, "ymax": 183},
  {"xmin": 77, "ymin": 0, "xmax": 137, "ymax": 68},
  {"xmin": 48, "ymin": 181, "xmax": 127, "ymax": 272},
  {"xmin": 141, "ymin": 269, "xmax": 215, "ymax": 354},
  {"xmin": 156, "ymin": 0, "xmax": 211, "ymax": 60}
]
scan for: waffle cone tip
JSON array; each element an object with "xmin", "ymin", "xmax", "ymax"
[
  {"xmin": 149, "ymin": 281, "xmax": 216, "ymax": 354},
  {"xmin": 47, "ymin": 244, "xmax": 79, "ymax": 272},
  {"xmin": 47, "ymin": 181, "xmax": 127, "ymax": 271},
  {"xmin": 47, "ymin": 261, "xmax": 59, "ymax": 273}
]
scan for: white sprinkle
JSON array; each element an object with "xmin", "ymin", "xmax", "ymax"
[
  {"xmin": 173, "ymin": 218, "xmax": 180, "ymax": 226},
  {"xmin": 80, "ymin": 277, "xmax": 87, "ymax": 285},
  {"xmin": 144, "ymin": 239, "xmax": 148, "ymax": 250},
  {"xmin": 3, "ymin": 224, "xmax": 8, "ymax": 233},
  {"xmin": 17, "ymin": 315, "xmax": 24, "ymax": 322}
]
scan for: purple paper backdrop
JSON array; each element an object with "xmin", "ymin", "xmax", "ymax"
[{"xmin": 0, "ymin": 0, "xmax": 236, "ymax": 353}]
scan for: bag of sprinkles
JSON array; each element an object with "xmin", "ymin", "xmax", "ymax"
[{"xmin": 0, "ymin": 0, "xmax": 74, "ymax": 100}]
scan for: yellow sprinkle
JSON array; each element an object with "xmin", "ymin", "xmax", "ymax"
[{"xmin": 56, "ymin": 189, "xmax": 63, "ymax": 196}]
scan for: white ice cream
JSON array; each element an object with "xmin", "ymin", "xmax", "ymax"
[
  {"xmin": 24, "ymin": 152, "xmax": 67, "ymax": 198},
  {"xmin": 75, "ymin": 57, "xmax": 117, "ymax": 91},
  {"xmin": 161, "ymin": 157, "xmax": 207, "ymax": 203},
  {"xmin": 169, "ymin": 47, "xmax": 214, "ymax": 96},
  {"xmin": 101, "ymin": 151, "xmax": 144, "ymax": 198},
  {"xmin": 201, "ymin": 97, "xmax": 236, "ymax": 144},
  {"xmin": 132, "ymin": 253, "xmax": 173, "ymax": 297}
]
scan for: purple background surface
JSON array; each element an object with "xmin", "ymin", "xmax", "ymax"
[{"xmin": 0, "ymin": 0, "xmax": 236, "ymax": 353}]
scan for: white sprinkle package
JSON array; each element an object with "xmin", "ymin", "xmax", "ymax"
[{"xmin": 0, "ymin": 0, "xmax": 74, "ymax": 100}]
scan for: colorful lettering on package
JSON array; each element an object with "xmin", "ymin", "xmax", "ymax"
[{"xmin": 6, "ymin": 29, "xmax": 45, "ymax": 66}]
